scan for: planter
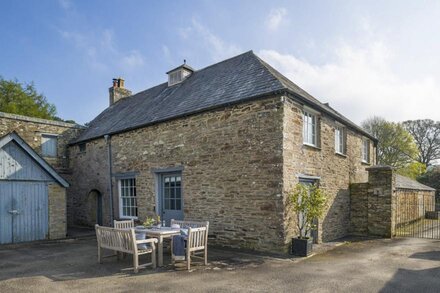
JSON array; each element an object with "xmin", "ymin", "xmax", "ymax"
[
  {"xmin": 291, "ymin": 237, "xmax": 313, "ymax": 257},
  {"xmin": 135, "ymin": 231, "xmax": 148, "ymax": 250}
]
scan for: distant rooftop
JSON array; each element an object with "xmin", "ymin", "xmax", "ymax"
[{"xmin": 396, "ymin": 174, "xmax": 436, "ymax": 191}]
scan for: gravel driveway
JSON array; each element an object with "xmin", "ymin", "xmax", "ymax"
[{"xmin": 0, "ymin": 237, "xmax": 439, "ymax": 292}]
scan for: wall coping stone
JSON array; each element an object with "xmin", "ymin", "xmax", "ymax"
[
  {"xmin": 0, "ymin": 111, "xmax": 84, "ymax": 128},
  {"xmin": 366, "ymin": 165, "xmax": 396, "ymax": 171}
]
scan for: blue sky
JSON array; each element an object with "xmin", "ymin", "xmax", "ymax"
[{"xmin": 1, "ymin": 0, "xmax": 440, "ymax": 124}]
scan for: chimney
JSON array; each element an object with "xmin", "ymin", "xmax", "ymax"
[{"xmin": 109, "ymin": 77, "xmax": 132, "ymax": 106}]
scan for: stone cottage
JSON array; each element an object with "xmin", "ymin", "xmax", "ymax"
[
  {"xmin": 67, "ymin": 51, "xmax": 378, "ymax": 253},
  {"xmin": 0, "ymin": 112, "xmax": 82, "ymax": 243}
]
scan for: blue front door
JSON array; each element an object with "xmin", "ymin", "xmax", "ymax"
[{"xmin": 160, "ymin": 173, "xmax": 183, "ymax": 225}]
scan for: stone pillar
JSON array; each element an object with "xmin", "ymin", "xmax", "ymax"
[{"xmin": 366, "ymin": 165, "xmax": 396, "ymax": 237}]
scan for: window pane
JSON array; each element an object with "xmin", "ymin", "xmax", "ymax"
[
  {"xmin": 176, "ymin": 199, "xmax": 181, "ymax": 210},
  {"xmin": 42, "ymin": 135, "xmax": 57, "ymax": 157},
  {"xmin": 175, "ymin": 187, "xmax": 181, "ymax": 200},
  {"xmin": 170, "ymin": 199, "xmax": 175, "ymax": 210}
]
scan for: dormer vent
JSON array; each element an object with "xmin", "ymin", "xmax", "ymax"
[{"xmin": 167, "ymin": 60, "xmax": 194, "ymax": 86}]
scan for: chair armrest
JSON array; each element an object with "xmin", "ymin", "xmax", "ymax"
[{"xmin": 136, "ymin": 238, "xmax": 158, "ymax": 244}]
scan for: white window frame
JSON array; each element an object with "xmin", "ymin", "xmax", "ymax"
[
  {"xmin": 41, "ymin": 134, "xmax": 58, "ymax": 157},
  {"xmin": 168, "ymin": 71, "xmax": 182, "ymax": 85},
  {"xmin": 362, "ymin": 138, "xmax": 370, "ymax": 163},
  {"xmin": 303, "ymin": 107, "xmax": 319, "ymax": 147},
  {"xmin": 118, "ymin": 178, "xmax": 138, "ymax": 219},
  {"xmin": 335, "ymin": 124, "xmax": 346, "ymax": 155}
]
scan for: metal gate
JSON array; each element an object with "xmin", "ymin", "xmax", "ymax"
[
  {"xmin": 0, "ymin": 181, "xmax": 49, "ymax": 244},
  {"xmin": 394, "ymin": 195, "xmax": 440, "ymax": 239}
]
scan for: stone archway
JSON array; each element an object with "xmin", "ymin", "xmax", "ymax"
[{"xmin": 87, "ymin": 190, "xmax": 103, "ymax": 226}]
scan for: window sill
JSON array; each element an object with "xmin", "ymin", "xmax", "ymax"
[
  {"xmin": 335, "ymin": 152, "xmax": 347, "ymax": 158},
  {"xmin": 361, "ymin": 161, "xmax": 371, "ymax": 166},
  {"xmin": 119, "ymin": 216, "xmax": 138, "ymax": 220},
  {"xmin": 303, "ymin": 143, "xmax": 321, "ymax": 151}
]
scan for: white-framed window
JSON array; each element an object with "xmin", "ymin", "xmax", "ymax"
[
  {"xmin": 362, "ymin": 139, "xmax": 370, "ymax": 163},
  {"xmin": 119, "ymin": 178, "xmax": 138, "ymax": 219},
  {"xmin": 335, "ymin": 125, "xmax": 346, "ymax": 155},
  {"xmin": 303, "ymin": 109, "xmax": 318, "ymax": 146},
  {"xmin": 41, "ymin": 134, "xmax": 58, "ymax": 157},
  {"xmin": 168, "ymin": 71, "xmax": 182, "ymax": 85}
]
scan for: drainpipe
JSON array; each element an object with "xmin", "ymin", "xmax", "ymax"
[
  {"xmin": 104, "ymin": 134, "xmax": 114, "ymax": 225},
  {"xmin": 375, "ymin": 140, "xmax": 379, "ymax": 165}
]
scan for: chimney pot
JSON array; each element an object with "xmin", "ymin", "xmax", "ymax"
[{"xmin": 109, "ymin": 77, "xmax": 131, "ymax": 106}]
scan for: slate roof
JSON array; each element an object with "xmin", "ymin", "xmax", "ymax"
[
  {"xmin": 74, "ymin": 51, "xmax": 376, "ymax": 143},
  {"xmin": 0, "ymin": 132, "xmax": 69, "ymax": 187},
  {"xmin": 396, "ymin": 174, "xmax": 435, "ymax": 191}
]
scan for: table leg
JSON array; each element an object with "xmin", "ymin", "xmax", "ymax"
[{"xmin": 158, "ymin": 236, "xmax": 163, "ymax": 267}]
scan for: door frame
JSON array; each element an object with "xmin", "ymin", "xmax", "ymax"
[{"xmin": 153, "ymin": 166, "xmax": 184, "ymax": 222}]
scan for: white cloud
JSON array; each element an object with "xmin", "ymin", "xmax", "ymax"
[
  {"xmin": 258, "ymin": 43, "xmax": 440, "ymax": 123},
  {"xmin": 119, "ymin": 50, "xmax": 144, "ymax": 70},
  {"xmin": 180, "ymin": 19, "xmax": 241, "ymax": 61},
  {"xmin": 265, "ymin": 8, "xmax": 287, "ymax": 31},
  {"xmin": 58, "ymin": 0, "xmax": 72, "ymax": 10},
  {"xmin": 59, "ymin": 29, "xmax": 145, "ymax": 73}
]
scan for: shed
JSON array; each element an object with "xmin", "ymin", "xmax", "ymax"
[{"xmin": 0, "ymin": 132, "xmax": 69, "ymax": 244}]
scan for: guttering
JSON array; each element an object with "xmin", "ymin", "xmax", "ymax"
[{"xmin": 104, "ymin": 134, "xmax": 114, "ymax": 225}]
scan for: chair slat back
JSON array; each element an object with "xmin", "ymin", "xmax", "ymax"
[
  {"xmin": 171, "ymin": 219, "xmax": 209, "ymax": 229},
  {"xmin": 187, "ymin": 227, "xmax": 207, "ymax": 251},
  {"xmin": 95, "ymin": 225, "xmax": 136, "ymax": 254},
  {"xmin": 114, "ymin": 219, "xmax": 135, "ymax": 229}
]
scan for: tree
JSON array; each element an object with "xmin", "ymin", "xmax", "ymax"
[
  {"xmin": 396, "ymin": 161, "xmax": 426, "ymax": 180},
  {"xmin": 417, "ymin": 166, "xmax": 440, "ymax": 198},
  {"xmin": 289, "ymin": 184, "xmax": 327, "ymax": 239},
  {"xmin": 0, "ymin": 76, "xmax": 57, "ymax": 119},
  {"xmin": 362, "ymin": 116, "xmax": 419, "ymax": 169},
  {"xmin": 402, "ymin": 119, "xmax": 440, "ymax": 167}
]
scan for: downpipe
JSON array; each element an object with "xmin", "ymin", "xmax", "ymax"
[{"xmin": 104, "ymin": 134, "xmax": 114, "ymax": 225}]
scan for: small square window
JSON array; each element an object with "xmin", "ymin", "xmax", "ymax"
[
  {"xmin": 78, "ymin": 143, "xmax": 86, "ymax": 153},
  {"xmin": 41, "ymin": 134, "xmax": 57, "ymax": 157}
]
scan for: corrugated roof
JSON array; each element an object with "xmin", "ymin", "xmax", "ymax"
[
  {"xmin": 396, "ymin": 174, "xmax": 435, "ymax": 191},
  {"xmin": 74, "ymin": 51, "xmax": 376, "ymax": 143}
]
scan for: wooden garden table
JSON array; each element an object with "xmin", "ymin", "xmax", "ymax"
[{"xmin": 135, "ymin": 227, "xmax": 184, "ymax": 267}]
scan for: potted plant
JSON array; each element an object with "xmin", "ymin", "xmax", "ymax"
[
  {"xmin": 142, "ymin": 216, "xmax": 156, "ymax": 228},
  {"xmin": 289, "ymin": 183, "xmax": 327, "ymax": 256}
]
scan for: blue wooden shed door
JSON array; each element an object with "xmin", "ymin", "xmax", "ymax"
[{"xmin": 0, "ymin": 181, "xmax": 49, "ymax": 244}]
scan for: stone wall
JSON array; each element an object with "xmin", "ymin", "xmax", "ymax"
[
  {"xmin": 365, "ymin": 166, "xmax": 396, "ymax": 237},
  {"xmin": 48, "ymin": 183, "xmax": 67, "ymax": 239},
  {"xmin": 282, "ymin": 97, "xmax": 375, "ymax": 246},
  {"xmin": 0, "ymin": 112, "xmax": 83, "ymax": 172},
  {"xmin": 349, "ymin": 183, "xmax": 369, "ymax": 235},
  {"xmin": 349, "ymin": 166, "xmax": 436, "ymax": 238},
  {"xmin": 69, "ymin": 96, "xmax": 285, "ymax": 252}
]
